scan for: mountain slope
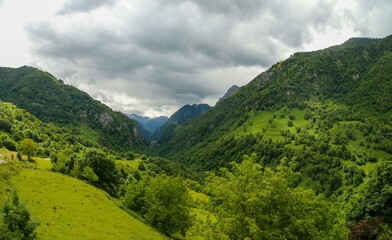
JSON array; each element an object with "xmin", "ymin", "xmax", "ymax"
[
  {"xmin": 157, "ymin": 35, "xmax": 392, "ymax": 173},
  {"xmin": 0, "ymin": 66, "xmax": 147, "ymax": 151},
  {"xmin": 129, "ymin": 113, "xmax": 151, "ymax": 126},
  {"xmin": 167, "ymin": 104, "xmax": 211, "ymax": 125},
  {"xmin": 0, "ymin": 100, "xmax": 98, "ymax": 155},
  {"xmin": 217, "ymin": 85, "xmax": 239, "ymax": 104},
  {"xmin": 145, "ymin": 116, "xmax": 169, "ymax": 133}
]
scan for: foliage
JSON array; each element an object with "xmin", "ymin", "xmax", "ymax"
[
  {"xmin": 69, "ymin": 149, "xmax": 119, "ymax": 195},
  {"xmin": 190, "ymin": 155, "xmax": 349, "ymax": 239},
  {"xmin": 122, "ymin": 174, "xmax": 193, "ymax": 236},
  {"xmin": 122, "ymin": 175, "xmax": 149, "ymax": 214},
  {"xmin": 81, "ymin": 166, "xmax": 99, "ymax": 183},
  {"xmin": 19, "ymin": 139, "xmax": 36, "ymax": 161},
  {"xmin": 348, "ymin": 219, "xmax": 391, "ymax": 240},
  {"xmin": 1, "ymin": 191, "xmax": 39, "ymax": 240},
  {"xmin": 348, "ymin": 158, "xmax": 392, "ymax": 224},
  {"xmin": 145, "ymin": 175, "xmax": 193, "ymax": 236}
]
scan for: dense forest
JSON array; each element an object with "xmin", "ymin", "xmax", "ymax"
[{"xmin": 0, "ymin": 35, "xmax": 391, "ymax": 239}]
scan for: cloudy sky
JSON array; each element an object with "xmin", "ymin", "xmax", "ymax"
[{"xmin": 0, "ymin": 0, "xmax": 391, "ymax": 117}]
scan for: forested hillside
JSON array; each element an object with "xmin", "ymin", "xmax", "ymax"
[
  {"xmin": 158, "ymin": 36, "xmax": 392, "ymax": 171},
  {"xmin": 0, "ymin": 66, "xmax": 147, "ymax": 151}
]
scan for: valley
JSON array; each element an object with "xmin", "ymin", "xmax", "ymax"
[{"xmin": 0, "ymin": 35, "xmax": 391, "ymax": 239}]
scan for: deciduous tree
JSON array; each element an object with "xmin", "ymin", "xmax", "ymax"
[{"xmin": 20, "ymin": 139, "xmax": 36, "ymax": 161}]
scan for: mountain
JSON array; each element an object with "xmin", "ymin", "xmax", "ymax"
[
  {"xmin": 145, "ymin": 116, "xmax": 169, "ymax": 133},
  {"xmin": 129, "ymin": 114, "xmax": 168, "ymax": 134},
  {"xmin": 153, "ymin": 103, "xmax": 211, "ymax": 142},
  {"xmin": 167, "ymin": 103, "xmax": 211, "ymax": 125},
  {"xmin": 217, "ymin": 85, "xmax": 239, "ymax": 104},
  {"xmin": 129, "ymin": 113, "xmax": 151, "ymax": 126},
  {"xmin": 0, "ymin": 66, "xmax": 147, "ymax": 152},
  {"xmin": 157, "ymin": 35, "xmax": 392, "ymax": 177}
]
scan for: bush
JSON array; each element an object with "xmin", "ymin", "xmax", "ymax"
[
  {"xmin": 3, "ymin": 138, "xmax": 17, "ymax": 151},
  {"xmin": 1, "ymin": 191, "xmax": 39, "ymax": 239}
]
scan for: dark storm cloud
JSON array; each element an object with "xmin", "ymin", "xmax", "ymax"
[
  {"xmin": 58, "ymin": 0, "xmax": 117, "ymax": 15},
  {"xmin": 25, "ymin": 0, "xmax": 390, "ymax": 116}
]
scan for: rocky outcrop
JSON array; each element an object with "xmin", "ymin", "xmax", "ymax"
[{"xmin": 217, "ymin": 85, "xmax": 240, "ymax": 104}]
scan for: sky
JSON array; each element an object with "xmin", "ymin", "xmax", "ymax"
[{"xmin": 0, "ymin": 0, "xmax": 391, "ymax": 117}]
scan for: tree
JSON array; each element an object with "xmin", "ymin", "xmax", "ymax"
[
  {"xmin": 20, "ymin": 139, "xmax": 36, "ymax": 161},
  {"xmin": 348, "ymin": 157, "xmax": 392, "ymax": 224},
  {"xmin": 122, "ymin": 175, "xmax": 148, "ymax": 214},
  {"xmin": 73, "ymin": 149, "xmax": 118, "ymax": 194},
  {"xmin": 81, "ymin": 167, "xmax": 99, "ymax": 183},
  {"xmin": 1, "ymin": 191, "xmax": 39, "ymax": 240},
  {"xmin": 144, "ymin": 175, "xmax": 193, "ymax": 236},
  {"xmin": 194, "ymin": 155, "xmax": 348, "ymax": 240}
]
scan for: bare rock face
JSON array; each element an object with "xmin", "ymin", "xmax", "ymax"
[
  {"xmin": 217, "ymin": 85, "xmax": 240, "ymax": 104},
  {"xmin": 256, "ymin": 70, "xmax": 274, "ymax": 89},
  {"xmin": 97, "ymin": 112, "xmax": 113, "ymax": 128}
]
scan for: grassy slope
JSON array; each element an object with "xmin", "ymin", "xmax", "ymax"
[
  {"xmin": 229, "ymin": 107, "xmax": 383, "ymax": 175},
  {"xmin": 231, "ymin": 108, "xmax": 310, "ymax": 141},
  {"xmin": 0, "ymin": 156, "xmax": 166, "ymax": 240}
]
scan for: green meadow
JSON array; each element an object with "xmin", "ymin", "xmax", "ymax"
[
  {"xmin": 231, "ymin": 108, "xmax": 311, "ymax": 141},
  {"xmin": 0, "ymin": 156, "xmax": 167, "ymax": 240}
]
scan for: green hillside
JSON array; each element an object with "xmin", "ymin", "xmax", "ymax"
[
  {"xmin": 0, "ymin": 101, "xmax": 194, "ymax": 239},
  {"xmin": 0, "ymin": 100, "xmax": 98, "ymax": 156},
  {"xmin": 0, "ymin": 66, "xmax": 147, "ymax": 152},
  {"xmin": 157, "ymin": 35, "xmax": 392, "ymax": 173},
  {"xmin": 0, "ymin": 158, "xmax": 167, "ymax": 240}
]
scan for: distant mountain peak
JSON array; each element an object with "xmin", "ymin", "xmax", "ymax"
[
  {"xmin": 217, "ymin": 85, "xmax": 239, "ymax": 104},
  {"xmin": 129, "ymin": 113, "xmax": 168, "ymax": 135},
  {"xmin": 168, "ymin": 103, "xmax": 211, "ymax": 125}
]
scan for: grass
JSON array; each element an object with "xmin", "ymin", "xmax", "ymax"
[
  {"xmin": 0, "ymin": 148, "xmax": 17, "ymax": 161},
  {"xmin": 231, "ymin": 108, "xmax": 311, "ymax": 141},
  {"xmin": 116, "ymin": 159, "xmax": 141, "ymax": 174},
  {"xmin": 79, "ymin": 122, "xmax": 100, "ymax": 143},
  {"xmin": 192, "ymin": 208, "xmax": 216, "ymax": 223},
  {"xmin": 0, "ymin": 160, "xmax": 167, "ymax": 240},
  {"xmin": 189, "ymin": 190, "xmax": 209, "ymax": 203}
]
